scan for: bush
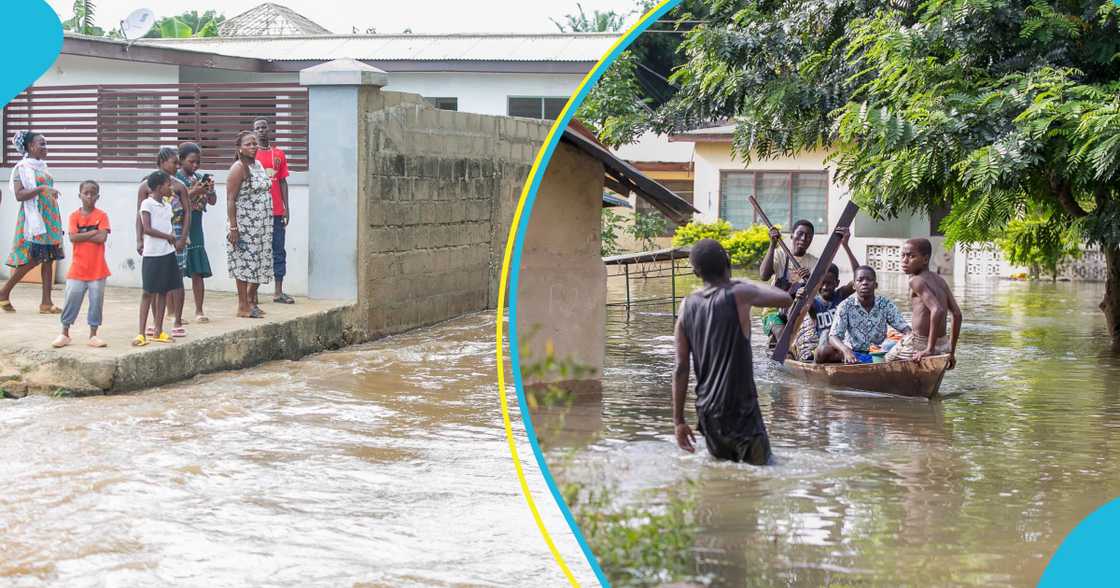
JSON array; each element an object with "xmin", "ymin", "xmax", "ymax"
[
  {"xmin": 601, "ymin": 209, "xmax": 624, "ymax": 256},
  {"xmin": 671, "ymin": 219, "xmax": 733, "ymax": 247},
  {"xmin": 722, "ymin": 225, "xmax": 771, "ymax": 268}
]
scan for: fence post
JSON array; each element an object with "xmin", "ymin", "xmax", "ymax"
[{"xmin": 300, "ymin": 59, "xmax": 388, "ymax": 300}]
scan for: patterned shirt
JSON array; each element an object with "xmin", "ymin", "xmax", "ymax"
[{"xmin": 830, "ymin": 295, "xmax": 910, "ymax": 352}]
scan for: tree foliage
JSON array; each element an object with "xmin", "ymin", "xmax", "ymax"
[
  {"xmin": 551, "ymin": 3, "xmax": 629, "ymax": 32},
  {"xmin": 997, "ymin": 213, "xmax": 1083, "ymax": 280},
  {"xmin": 62, "ymin": 0, "xmax": 105, "ymax": 36},
  {"xmin": 146, "ymin": 11, "xmax": 225, "ymax": 38}
]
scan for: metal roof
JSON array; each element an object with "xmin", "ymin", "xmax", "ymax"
[
  {"xmin": 137, "ymin": 33, "xmax": 621, "ymax": 63},
  {"xmin": 219, "ymin": 2, "xmax": 333, "ymax": 37}
]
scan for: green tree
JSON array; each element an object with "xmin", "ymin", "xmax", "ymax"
[
  {"xmin": 62, "ymin": 0, "xmax": 106, "ymax": 36},
  {"xmin": 998, "ymin": 214, "xmax": 1083, "ymax": 281},
  {"xmin": 602, "ymin": 209, "xmax": 625, "ymax": 256},
  {"xmin": 551, "ymin": 3, "xmax": 628, "ymax": 32},
  {"xmin": 646, "ymin": 0, "xmax": 1120, "ymax": 351},
  {"xmin": 145, "ymin": 10, "xmax": 225, "ymax": 38},
  {"xmin": 628, "ymin": 210, "xmax": 671, "ymax": 250}
]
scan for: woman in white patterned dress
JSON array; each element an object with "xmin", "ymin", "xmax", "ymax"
[{"xmin": 225, "ymin": 130, "xmax": 273, "ymax": 319}]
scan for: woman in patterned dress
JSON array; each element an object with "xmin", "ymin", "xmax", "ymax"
[
  {"xmin": 0, "ymin": 132, "xmax": 64, "ymax": 313},
  {"xmin": 226, "ymin": 131, "xmax": 273, "ymax": 319}
]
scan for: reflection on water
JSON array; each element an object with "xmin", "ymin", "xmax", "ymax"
[
  {"xmin": 0, "ymin": 313, "xmax": 589, "ymax": 587},
  {"xmin": 545, "ymin": 272, "xmax": 1120, "ymax": 586}
]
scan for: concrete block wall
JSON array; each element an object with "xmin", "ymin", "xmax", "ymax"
[{"xmin": 355, "ymin": 88, "xmax": 549, "ymax": 337}]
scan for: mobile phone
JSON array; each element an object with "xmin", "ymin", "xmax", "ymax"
[{"xmin": 201, "ymin": 173, "xmax": 213, "ymax": 183}]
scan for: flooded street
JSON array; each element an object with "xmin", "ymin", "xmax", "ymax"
[
  {"xmin": 0, "ymin": 313, "xmax": 590, "ymax": 587},
  {"xmin": 547, "ymin": 272, "xmax": 1120, "ymax": 587}
]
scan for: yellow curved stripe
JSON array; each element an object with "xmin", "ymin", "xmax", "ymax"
[{"xmin": 494, "ymin": 2, "xmax": 675, "ymax": 585}]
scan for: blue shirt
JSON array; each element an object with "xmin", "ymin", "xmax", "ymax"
[{"xmin": 830, "ymin": 295, "xmax": 910, "ymax": 352}]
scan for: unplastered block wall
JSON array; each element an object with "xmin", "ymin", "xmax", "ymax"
[{"xmin": 356, "ymin": 89, "xmax": 548, "ymax": 336}]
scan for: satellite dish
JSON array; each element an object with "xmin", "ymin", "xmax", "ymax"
[{"xmin": 120, "ymin": 8, "xmax": 157, "ymax": 44}]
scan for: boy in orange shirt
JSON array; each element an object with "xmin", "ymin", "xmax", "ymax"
[{"xmin": 53, "ymin": 181, "xmax": 111, "ymax": 348}]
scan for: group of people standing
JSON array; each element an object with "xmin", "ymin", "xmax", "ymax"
[
  {"xmin": 672, "ymin": 218, "xmax": 963, "ymax": 466},
  {"xmin": 0, "ymin": 119, "xmax": 296, "ymax": 348}
]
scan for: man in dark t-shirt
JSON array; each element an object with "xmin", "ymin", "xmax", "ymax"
[{"xmin": 673, "ymin": 239, "xmax": 793, "ymax": 465}]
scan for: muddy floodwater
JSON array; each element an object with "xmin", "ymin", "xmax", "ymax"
[
  {"xmin": 0, "ymin": 313, "xmax": 590, "ymax": 587},
  {"xmin": 547, "ymin": 272, "xmax": 1120, "ymax": 587}
]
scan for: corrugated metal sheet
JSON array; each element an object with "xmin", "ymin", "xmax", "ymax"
[{"xmin": 136, "ymin": 34, "xmax": 620, "ymax": 62}]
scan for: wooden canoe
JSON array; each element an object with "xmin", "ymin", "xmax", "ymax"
[{"xmin": 780, "ymin": 355, "xmax": 952, "ymax": 399}]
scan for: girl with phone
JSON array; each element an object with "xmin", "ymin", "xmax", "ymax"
[{"xmin": 176, "ymin": 142, "xmax": 217, "ymax": 322}]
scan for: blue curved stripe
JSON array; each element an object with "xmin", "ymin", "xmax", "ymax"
[{"xmin": 507, "ymin": 1, "xmax": 683, "ymax": 586}]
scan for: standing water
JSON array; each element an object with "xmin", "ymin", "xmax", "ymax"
[
  {"xmin": 0, "ymin": 313, "xmax": 591, "ymax": 586},
  {"xmin": 546, "ymin": 272, "xmax": 1120, "ymax": 586}
]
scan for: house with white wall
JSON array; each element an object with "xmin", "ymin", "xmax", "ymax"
[{"xmin": 0, "ymin": 23, "xmax": 619, "ymax": 293}]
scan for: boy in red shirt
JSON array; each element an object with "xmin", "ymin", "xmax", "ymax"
[
  {"xmin": 53, "ymin": 180, "xmax": 110, "ymax": 348},
  {"xmin": 253, "ymin": 118, "xmax": 294, "ymax": 305}
]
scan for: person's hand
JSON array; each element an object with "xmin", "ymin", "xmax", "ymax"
[
  {"xmin": 189, "ymin": 182, "xmax": 208, "ymax": 198},
  {"xmin": 136, "ymin": 238, "xmax": 143, "ymax": 255},
  {"xmin": 795, "ymin": 267, "xmax": 811, "ymax": 282},
  {"xmin": 175, "ymin": 239, "xmax": 185, "ymax": 253},
  {"xmin": 843, "ymin": 350, "xmax": 860, "ymax": 364},
  {"xmin": 912, "ymin": 349, "xmax": 930, "ymax": 363},
  {"xmin": 835, "ymin": 226, "xmax": 850, "ymax": 245},
  {"xmin": 166, "ymin": 235, "xmax": 177, "ymax": 246},
  {"xmin": 227, "ymin": 228, "xmax": 239, "ymax": 246},
  {"xmin": 283, "ymin": 211, "xmax": 289, "ymax": 227},
  {"xmin": 946, "ymin": 353, "xmax": 956, "ymax": 370},
  {"xmin": 768, "ymin": 227, "xmax": 781, "ymax": 243},
  {"xmin": 675, "ymin": 422, "xmax": 697, "ymax": 453}
]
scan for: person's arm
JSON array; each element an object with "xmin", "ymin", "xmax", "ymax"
[
  {"xmin": 672, "ymin": 298, "xmax": 696, "ymax": 453},
  {"xmin": 945, "ymin": 286, "xmax": 963, "ymax": 370},
  {"xmin": 13, "ymin": 175, "xmax": 54, "ymax": 202},
  {"xmin": 140, "ymin": 208, "xmax": 175, "ymax": 242},
  {"xmin": 67, "ymin": 215, "xmax": 91, "ymax": 243},
  {"xmin": 135, "ymin": 184, "xmax": 147, "ymax": 254},
  {"xmin": 887, "ymin": 296, "xmax": 913, "ymax": 336},
  {"xmin": 226, "ymin": 163, "xmax": 246, "ymax": 245},
  {"xmin": 732, "ymin": 279, "xmax": 794, "ymax": 309},
  {"xmin": 912, "ymin": 278, "xmax": 947, "ymax": 362},
  {"xmin": 205, "ymin": 177, "xmax": 218, "ymax": 206},
  {"xmin": 828, "ymin": 305, "xmax": 859, "ymax": 363},
  {"xmin": 278, "ymin": 151, "xmax": 291, "ymax": 225},
  {"xmin": 760, "ymin": 228, "xmax": 781, "ymax": 281},
  {"xmin": 836, "ymin": 227, "xmax": 859, "ymax": 275},
  {"xmin": 175, "ymin": 183, "xmax": 190, "ymax": 252}
]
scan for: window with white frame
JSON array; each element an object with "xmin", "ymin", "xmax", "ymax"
[
  {"xmin": 718, "ymin": 171, "xmax": 829, "ymax": 232},
  {"xmin": 507, "ymin": 96, "xmax": 568, "ymax": 120}
]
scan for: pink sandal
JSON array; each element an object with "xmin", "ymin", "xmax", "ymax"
[{"xmin": 171, "ymin": 327, "xmax": 187, "ymax": 338}]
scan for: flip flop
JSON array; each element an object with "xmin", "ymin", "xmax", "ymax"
[
  {"xmin": 195, "ymin": 314, "xmax": 210, "ymax": 324},
  {"xmin": 146, "ymin": 326, "xmax": 156, "ymax": 337},
  {"xmin": 88, "ymin": 336, "xmax": 107, "ymax": 348},
  {"xmin": 39, "ymin": 305, "xmax": 62, "ymax": 315},
  {"xmin": 51, "ymin": 335, "xmax": 71, "ymax": 348},
  {"xmin": 249, "ymin": 307, "xmax": 265, "ymax": 319},
  {"xmin": 132, "ymin": 335, "xmax": 148, "ymax": 347},
  {"xmin": 153, "ymin": 332, "xmax": 174, "ymax": 343},
  {"xmin": 273, "ymin": 294, "xmax": 295, "ymax": 304},
  {"xmin": 0, "ymin": 300, "xmax": 13, "ymax": 312},
  {"xmin": 253, "ymin": 306, "xmax": 267, "ymax": 316},
  {"xmin": 171, "ymin": 327, "xmax": 187, "ymax": 338}
]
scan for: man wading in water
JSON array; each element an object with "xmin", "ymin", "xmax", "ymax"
[{"xmin": 673, "ymin": 239, "xmax": 793, "ymax": 464}]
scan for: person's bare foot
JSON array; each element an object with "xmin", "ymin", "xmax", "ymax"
[{"xmin": 51, "ymin": 334, "xmax": 71, "ymax": 348}]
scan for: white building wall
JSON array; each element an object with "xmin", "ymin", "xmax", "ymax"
[
  {"xmin": 0, "ymin": 167, "xmax": 310, "ymax": 296},
  {"xmin": 613, "ymin": 131, "xmax": 695, "ymax": 163},
  {"xmin": 384, "ymin": 72, "xmax": 583, "ymax": 116},
  {"xmin": 37, "ymin": 54, "xmax": 180, "ymax": 86}
]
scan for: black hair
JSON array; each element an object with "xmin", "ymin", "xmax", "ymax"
[
  {"xmin": 253, "ymin": 118, "xmax": 272, "ymax": 127},
  {"xmin": 792, "ymin": 219, "xmax": 815, "ymax": 234},
  {"xmin": 689, "ymin": 238, "xmax": 730, "ymax": 282},
  {"xmin": 178, "ymin": 142, "xmax": 201, "ymax": 159},
  {"xmin": 234, "ymin": 130, "xmax": 258, "ymax": 162},
  {"xmin": 13, "ymin": 131, "xmax": 44, "ymax": 156},
  {"xmin": 78, "ymin": 180, "xmax": 100, "ymax": 193},
  {"xmin": 826, "ymin": 263, "xmax": 840, "ymax": 278},
  {"xmin": 157, "ymin": 147, "xmax": 178, "ymax": 166},
  {"xmin": 855, "ymin": 265, "xmax": 877, "ymax": 280},
  {"xmin": 907, "ymin": 238, "xmax": 933, "ymax": 258},
  {"xmin": 146, "ymin": 171, "xmax": 170, "ymax": 191}
]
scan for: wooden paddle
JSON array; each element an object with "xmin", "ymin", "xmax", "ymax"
[
  {"xmin": 749, "ymin": 195, "xmax": 802, "ymax": 271},
  {"xmin": 771, "ymin": 201, "xmax": 861, "ymax": 363}
]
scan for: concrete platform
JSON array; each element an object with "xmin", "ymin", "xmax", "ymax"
[{"xmin": 0, "ymin": 283, "xmax": 359, "ymax": 396}]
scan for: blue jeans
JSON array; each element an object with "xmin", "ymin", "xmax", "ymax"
[
  {"xmin": 61, "ymin": 278, "xmax": 105, "ymax": 328},
  {"xmin": 272, "ymin": 216, "xmax": 286, "ymax": 281}
]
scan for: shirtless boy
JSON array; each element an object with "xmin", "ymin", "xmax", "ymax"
[{"xmin": 886, "ymin": 238, "xmax": 963, "ymax": 369}]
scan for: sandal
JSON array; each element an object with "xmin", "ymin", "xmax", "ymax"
[
  {"xmin": 0, "ymin": 299, "xmax": 13, "ymax": 312},
  {"xmin": 253, "ymin": 306, "xmax": 267, "ymax": 316},
  {"xmin": 88, "ymin": 336, "xmax": 107, "ymax": 348},
  {"xmin": 248, "ymin": 307, "xmax": 265, "ymax": 319},
  {"xmin": 171, "ymin": 327, "xmax": 187, "ymax": 338},
  {"xmin": 273, "ymin": 294, "xmax": 295, "ymax": 304},
  {"xmin": 195, "ymin": 314, "xmax": 210, "ymax": 324},
  {"xmin": 52, "ymin": 335, "xmax": 71, "ymax": 348},
  {"xmin": 153, "ymin": 332, "xmax": 174, "ymax": 343},
  {"xmin": 132, "ymin": 335, "xmax": 148, "ymax": 347},
  {"xmin": 146, "ymin": 326, "xmax": 156, "ymax": 337},
  {"xmin": 39, "ymin": 304, "xmax": 62, "ymax": 315}
]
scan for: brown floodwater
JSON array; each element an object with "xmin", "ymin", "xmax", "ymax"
[
  {"xmin": 545, "ymin": 271, "xmax": 1120, "ymax": 587},
  {"xmin": 0, "ymin": 313, "xmax": 591, "ymax": 587}
]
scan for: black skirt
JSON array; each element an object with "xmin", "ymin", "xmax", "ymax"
[{"xmin": 142, "ymin": 252, "xmax": 182, "ymax": 294}]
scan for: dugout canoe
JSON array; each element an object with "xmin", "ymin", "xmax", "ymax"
[{"xmin": 781, "ymin": 355, "xmax": 951, "ymax": 399}]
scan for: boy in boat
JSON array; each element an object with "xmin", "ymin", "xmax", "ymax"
[
  {"xmin": 828, "ymin": 266, "xmax": 912, "ymax": 364},
  {"xmin": 673, "ymin": 239, "xmax": 792, "ymax": 464},
  {"xmin": 793, "ymin": 263, "xmax": 855, "ymax": 362},
  {"xmin": 885, "ymin": 238, "xmax": 962, "ymax": 368},
  {"xmin": 759, "ymin": 220, "xmax": 815, "ymax": 348}
]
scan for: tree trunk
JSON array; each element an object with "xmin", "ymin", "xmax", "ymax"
[{"xmin": 1103, "ymin": 245, "xmax": 1120, "ymax": 352}]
